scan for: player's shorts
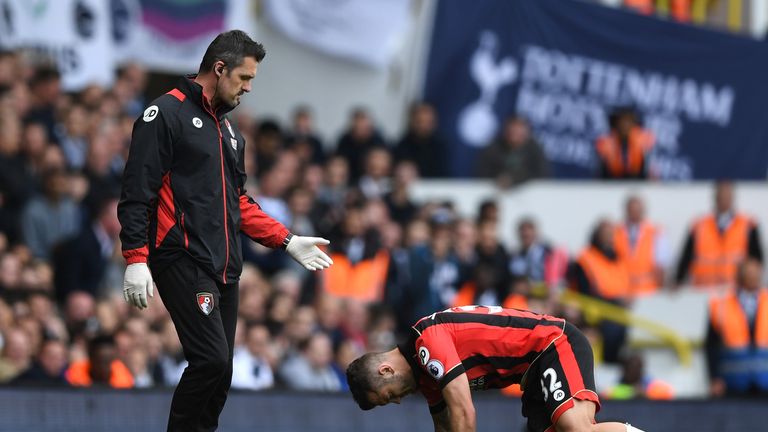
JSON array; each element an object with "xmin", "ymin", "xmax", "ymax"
[{"xmin": 521, "ymin": 322, "xmax": 601, "ymax": 432}]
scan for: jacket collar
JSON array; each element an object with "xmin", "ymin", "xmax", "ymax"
[{"xmin": 177, "ymin": 74, "xmax": 235, "ymax": 119}]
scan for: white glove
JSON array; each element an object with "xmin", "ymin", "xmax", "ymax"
[
  {"xmin": 123, "ymin": 263, "xmax": 155, "ymax": 309},
  {"xmin": 285, "ymin": 235, "xmax": 333, "ymax": 271}
]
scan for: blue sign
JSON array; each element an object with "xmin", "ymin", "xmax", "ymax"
[{"xmin": 424, "ymin": 0, "xmax": 768, "ymax": 179}]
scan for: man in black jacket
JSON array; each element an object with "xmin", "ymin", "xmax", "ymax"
[{"xmin": 118, "ymin": 30, "xmax": 333, "ymax": 432}]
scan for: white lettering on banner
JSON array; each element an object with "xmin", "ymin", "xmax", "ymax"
[{"xmin": 514, "ymin": 44, "xmax": 735, "ymax": 179}]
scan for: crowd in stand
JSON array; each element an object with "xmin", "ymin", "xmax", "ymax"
[{"xmin": 0, "ymin": 51, "xmax": 765, "ymax": 399}]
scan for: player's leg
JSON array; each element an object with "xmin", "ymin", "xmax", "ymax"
[
  {"xmin": 198, "ymin": 280, "xmax": 239, "ymax": 429},
  {"xmin": 154, "ymin": 256, "xmax": 229, "ymax": 432},
  {"xmin": 548, "ymin": 323, "xmax": 645, "ymax": 432}
]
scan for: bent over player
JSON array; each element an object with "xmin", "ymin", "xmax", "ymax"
[
  {"xmin": 118, "ymin": 30, "xmax": 332, "ymax": 431},
  {"xmin": 347, "ymin": 305, "xmax": 644, "ymax": 432}
]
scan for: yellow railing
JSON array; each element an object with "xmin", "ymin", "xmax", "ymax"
[
  {"xmin": 646, "ymin": 0, "xmax": 743, "ymax": 32},
  {"xmin": 531, "ymin": 285, "xmax": 694, "ymax": 366}
]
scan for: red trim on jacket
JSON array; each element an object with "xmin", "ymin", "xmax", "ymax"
[
  {"xmin": 123, "ymin": 245, "xmax": 148, "ymax": 264},
  {"xmin": 155, "ymin": 172, "xmax": 175, "ymax": 248},
  {"xmin": 166, "ymin": 88, "xmax": 186, "ymax": 102},
  {"xmin": 239, "ymin": 194, "xmax": 290, "ymax": 249}
]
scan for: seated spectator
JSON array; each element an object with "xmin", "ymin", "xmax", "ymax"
[
  {"xmin": 11, "ymin": 337, "xmax": 69, "ymax": 387},
  {"xmin": 231, "ymin": 324, "xmax": 274, "ymax": 391},
  {"xmin": 508, "ymin": 218, "xmax": 569, "ymax": 295},
  {"xmin": 676, "ymin": 182, "xmax": 763, "ymax": 289},
  {"xmin": 53, "ymin": 196, "xmax": 120, "ymax": 302},
  {"xmin": 474, "ymin": 115, "xmax": 549, "ymax": 187},
  {"xmin": 65, "ymin": 334, "xmax": 133, "ymax": 388},
  {"xmin": 254, "ymin": 120, "xmax": 284, "ymax": 174},
  {"xmin": 21, "ymin": 168, "xmax": 81, "ymax": 260},
  {"xmin": 358, "ymin": 147, "xmax": 392, "ymax": 200},
  {"xmin": 286, "ymin": 106, "xmax": 325, "ymax": 165},
  {"xmin": 570, "ymin": 219, "xmax": 630, "ymax": 363},
  {"xmin": 0, "ymin": 326, "xmax": 32, "ymax": 382},
  {"xmin": 321, "ymin": 205, "xmax": 388, "ymax": 303},
  {"xmin": 595, "ymin": 107, "xmax": 654, "ymax": 180},
  {"xmin": 279, "ymin": 332, "xmax": 341, "ymax": 391},
  {"xmin": 335, "ymin": 107, "xmax": 386, "ymax": 183},
  {"xmin": 58, "ymin": 104, "xmax": 90, "ymax": 170},
  {"xmin": 707, "ymin": 259, "xmax": 768, "ymax": 397},
  {"xmin": 155, "ymin": 318, "xmax": 187, "ymax": 387},
  {"xmin": 384, "ymin": 160, "xmax": 419, "ymax": 227},
  {"xmin": 393, "ymin": 102, "xmax": 446, "ymax": 178}
]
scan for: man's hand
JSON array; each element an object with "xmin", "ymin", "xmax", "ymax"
[
  {"xmin": 123, "ymin": 263, "xmax": 154, "ymax": 309},
  {"xmin": 285, "ymin": 236, "xmax": 333, "ymax": 271}
]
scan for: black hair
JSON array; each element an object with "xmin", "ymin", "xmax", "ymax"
[
  {"xmin": 346, "ymin": 352, "xmax": 386, "ymax": 410},
  {"xmin": 199, "ymin": 30, "xmax": 265, "ymax": 74},
  {"xmin": 87, "ymin": 334, "xmax": 115, "ymax": 358}
]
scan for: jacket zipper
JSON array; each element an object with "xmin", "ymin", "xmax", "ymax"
[{"xmin": 204, "ymin": 100, "xmax": 230, "ymax": 284}]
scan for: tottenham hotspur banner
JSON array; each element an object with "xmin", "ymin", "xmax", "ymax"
[{"xmin": 424, "ymin": 0, "xmax": 768, "ymax": 180}]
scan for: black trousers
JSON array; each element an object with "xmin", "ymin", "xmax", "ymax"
[{"xmin": 154, "ymin": 255, "xmax": 238, "ymax": 432}]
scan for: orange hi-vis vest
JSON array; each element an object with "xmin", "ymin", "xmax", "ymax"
[
  {"xmin": 595, "ymin": 127, "xmax": 654, "ymax": 178},
  {"xmin": 624, "ymin": 0, "xmax": 653, "ymax": 14},
  {"xmin": 452, "ymin": 282, "xmax": 529, "ymax": 311},
  {"xmin": 709, "ymin": 289, "xmax": 768, "ymax": 392},
  {"xmin": 65, "ymin": 359, "xmax": 134, "ymax": 388},
  {"xmin": 614, "ymin": 223, "xmax": 659, "ymax": 296},
  {"xmin": 691, "ymin": 214, "xmax": 753, "ymax": 287},
  {"xmin": 321, "ymin": 250, "xmax": 389, "ymax": 303},
  {"xmin": 577, "ymin": 246, "xmax": 630, "ymax": 300}
]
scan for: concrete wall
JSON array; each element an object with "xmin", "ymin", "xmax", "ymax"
[{"xmin": 411, "ymin": 180, "xmax": 768, "ymax": 284}]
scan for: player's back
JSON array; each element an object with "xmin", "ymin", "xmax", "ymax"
[{"xmin": 409, "ymin": 305, "xmax": 566, "ymax": 391}]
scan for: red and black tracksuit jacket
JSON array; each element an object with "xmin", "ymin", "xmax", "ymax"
[{"xmin": 118, "ymin": 76, "xmax": 289, "ymax": 284}]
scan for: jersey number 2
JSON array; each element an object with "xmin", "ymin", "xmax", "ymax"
[{"xmin": 540, "ymin": 368, "xmax": 565, "ymax": 402}]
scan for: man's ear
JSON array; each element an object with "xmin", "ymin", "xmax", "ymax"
[{"xmin": 378, "ymin": 363, "xmax": 395, "ymax": 377}]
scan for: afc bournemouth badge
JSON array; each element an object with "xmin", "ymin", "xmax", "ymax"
[{"xmin": 197, "ymin": 292, "xmax": 214, "ymax": 316}]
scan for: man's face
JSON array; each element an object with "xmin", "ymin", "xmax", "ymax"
[
  {"xmin": 366, "ymin": 375, "xmax": 415, "ymax": 407},
  {"xmin": 216, "ymin": 56, "xmax": 258, "ymax": 109}
]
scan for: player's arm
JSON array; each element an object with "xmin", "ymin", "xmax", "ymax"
[
  {"xmin": 431, "ymin": 406, "xmax": 451, "ymax": 432},
  {"xmin": 440, "ymin": 373, "xmax": 476, "ymax": 432}
]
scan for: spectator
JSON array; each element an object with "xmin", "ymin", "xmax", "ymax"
[
  {"xmin": 254, "ymin": 120, "xmax": 284, "ymax": 175},
  {"xmin": 403, "ymin": 217, "xmax": 467, "ymax": 326},
  {"xmin": 286, "ymin": 106, "xmax": 325, "ymax": 165},
  {"xmin": 24, "ymin": 66, "xmax": 61, "ymax": 143},
  {"xmin": 595, "ymin": 107, "xmax": 654, "ymax": 180},
  {"xmin": 20, "ymin": 168, "xmax": 81, "ymax": 260},
  {"xmin": 231, "ymin": 324, "xmax": 274, "ymax": 391},
  {"xmin": 676, "ymin": 182, "xmax": 763, "ymax": 289},
  {"xmin": 393, "ymin": 102, "xmax": 446, "ymax": 178},
  {"xmin": 358, "ymin": 147, "xmax": 392, "ymax": 200},
  {"xmin": 570, "ymin": 219, "xmax": 630, "ymax": 363},
  {"xmin": 279, "ymin": 332, "xmax": 342, "ymax": 391},
  {"xmin": 11, "ymin": 337, "xmax": 69, "ymax": 386},
  {"xmin": 706, "ymin": 259, "xmax": 768, "ymax": 397},
  {"xmin": 321, "ymin": 205, "xmax": 388, "ymax": 303},
  {"xmin": 58, "ymin": 104, "xmax": 90, "ymax": 170},
  {"xmin": 0, "ymin": 327, "xmax": 32, "ymax": 382},
  {"xmin": 335, "ymin": 107, "xmax": 386, "ymax": 183},
  {"xmin": 474, "ymin": 115, "xmax": 549, "ymax": 187},
  {"xmin": 65, "ymin": 334, "xmax": 133, "ymax": 388},
  {"xmin": 53, "ymin": 196, "xmax": 120, "ymax": 301},
  {"xmin": 614, "ymin": 195, "xmax": 670, "ymax": 297},
  {"xmin": 156, "ymin": 318, "xmax": 186, "ymax": 387},
  {"xmin": 286, "ymin": 187, "xmax": 316, "ymax": 237},
  {"xmin": 508, "ymin": 218, "xmax": 569, "ymax": 294},
  {"xmin": 64, "ymin": 291, "xmax": 97, "ymax": 342},
  {"xmin": 0, "ymin": 112, "xmax": 36, "ymax": 242},
  {"xmin": 384, "ymin": 160, "xmax": 419, "ymax": 227}
]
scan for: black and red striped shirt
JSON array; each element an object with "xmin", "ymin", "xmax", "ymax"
[{"xmin": 398, "ymin": 305, "xmax": 565, "ymax": 411}]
